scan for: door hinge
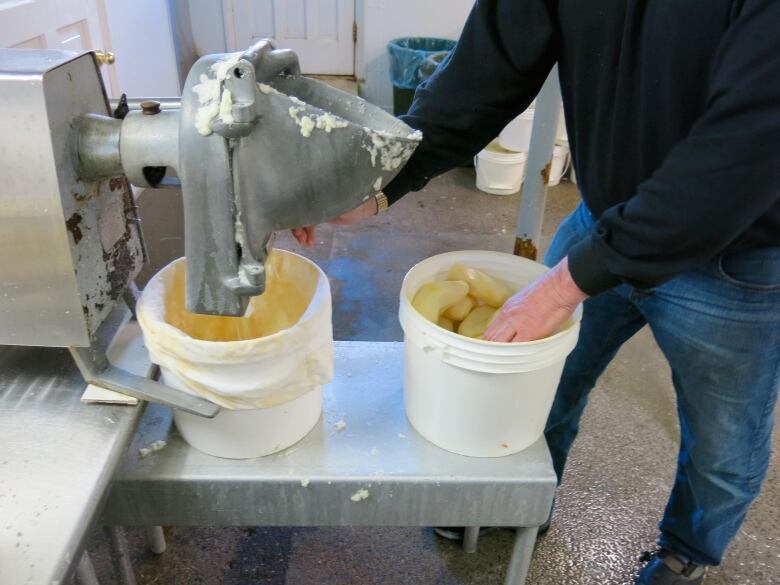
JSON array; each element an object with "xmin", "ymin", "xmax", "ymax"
[{"xmin": 352, "ymin": 20, "xmax": 358, "ymax": 43}]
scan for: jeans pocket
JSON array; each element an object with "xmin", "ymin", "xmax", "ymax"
[{"xmin": 715, "ymin": 247, "xmax": 780, "ymax": 292}]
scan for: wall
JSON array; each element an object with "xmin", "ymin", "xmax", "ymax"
[
  {"xmin": 189, "ymin": 0, "xmax": 227, "ymax": 55},
  {"xmin": 357, "ymin": 0, "xmax": 473, "ymax": 111}
]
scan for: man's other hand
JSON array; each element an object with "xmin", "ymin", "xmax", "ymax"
[
  {"xmin": 291, "ymin": 198, "xmax": 379, "ymax": 246},
  {"xmin": 291, "ymin": 226, "xmax": 317, "ymax": 246},
  {"xmin": 483, "ymin": 258, "xmax": 588, "ymax": 343}
]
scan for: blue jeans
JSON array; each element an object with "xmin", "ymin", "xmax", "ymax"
[{"xmin": 544, "ymin": 202, "xmax": 780, "ymax": 566}]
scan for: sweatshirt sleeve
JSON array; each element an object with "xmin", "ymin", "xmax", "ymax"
[
  {"xmin": 568, "ymin": 0, "xmax": 780, "ymax": 295},
  {"xmin": 384, "ymin": 0, "xmax": 559, "ymax": 204}
]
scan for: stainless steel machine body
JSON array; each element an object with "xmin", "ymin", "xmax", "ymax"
[
  {"xmin": 0, "ymin": 41, "xmax": 420, "ymax": 415},
  {"xmin": 0, "ymin": 50, "xmax": 144, "ymax": 348}
]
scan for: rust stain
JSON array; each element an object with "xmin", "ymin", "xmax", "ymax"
[
  {"xmin": 66, "ymin": 212, "xmax": 83, "ymax": 244},
  {"xmin": 103, "ymin": 230, "xmax": 136, "ymax": 301},
  {"xmin": 109, "ymin": 177, "xmax": 125, "ymax": 192},
  {"xmin": 74, "ymin": 180, "xmax": 102, "ymax": 202},
  {"xmin": 102, "ymin": 186, "xmax": 142, "ymax": 302},
  {"xmin": 514, "ymin": 237, "xmax": 538, "ymax": 260},
  {"xmin": 541, "ymin": 161, "xmax": 552, "ymax": 185}
]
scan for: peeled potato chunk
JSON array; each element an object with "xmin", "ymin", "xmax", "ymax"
[
  {"xmin": 458, "ymin": 305, "xmax": 499, "ymax": 339},
  {"xmin": 447, "ymin": 264, "xmax": 510, "ymax": 308},
  {"xmin": 437, "ymin": 316, "xmax": 457, "ymax": 332},
  {"xmin": 443, "ymin": 295, "xmax": 476, "ymax": 321},
  {"xmin": 412, "ymin": 280, "xmax": 469, "ymax": 323}
]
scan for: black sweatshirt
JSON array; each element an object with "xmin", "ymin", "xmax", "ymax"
[{"xmin": 384, "ymin": 0, "xmax": 780, "ymax": 295}]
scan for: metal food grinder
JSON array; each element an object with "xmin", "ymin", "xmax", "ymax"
[{"xmin": 0, "ymin": 40, "xmax": 421, "ymax": 417}]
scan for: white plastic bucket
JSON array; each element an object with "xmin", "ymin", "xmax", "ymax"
[
  {"xmin": 548, "ymin": 144, "xmax": 571, "ymax": 187},
  {"xmin": 163, "ymin": 373, "xmax": 323, "ymax": 460},
  {"xmin": 399, "ymin": 250, "xmax": 582, "ymax": 458},
  {"xmin": 498, "ymin": 109, "xmax": 534, "ymax": 152},
  {"xmin": 137, "ymin": 250, "xmax": 333, "ymax": 459},
  {"xmin": 475, "ymin": 141, "xmax": 528, "ymax": 195},
  {"xmin": 499, "ymin": 106, "xmax": 567, "ymax": 152}
]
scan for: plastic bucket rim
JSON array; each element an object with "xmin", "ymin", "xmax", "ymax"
[
  {"xmin": 387, "ymin": 37, "xmax": 457, "ymax": 51},
  {"xmin": 139, "ymin": 250, "xmax": 330, "ymax": 349},
  {"xmin": 402, "ymin": 329, "xmax": 580, "ymax": 374},
  {"xmin": 478, "ymin": 146, "xmax": 527, "ymax": 164}
]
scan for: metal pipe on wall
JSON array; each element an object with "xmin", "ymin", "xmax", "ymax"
[{"xmin": 513, "ymin": 66, "xmax": 562, "ymax": 261}]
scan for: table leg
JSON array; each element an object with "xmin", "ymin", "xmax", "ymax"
[
  {"xmin": 105, "ymin": 526, "xmax": 138, "ymax": 585},
  {"xmin": 463, "ymin": 526, "xmax": 480, "ymax": 554},
  {"xmin": 145, "ymin": 526, "xmax": 167, "ymax": 554},
  {"xmin": 504, "ymin": 526, "xmax": 539, "ymax": 585},
  {"xmin": 75, "ymin": 552, "xmax": 100, "ymax": 585}
]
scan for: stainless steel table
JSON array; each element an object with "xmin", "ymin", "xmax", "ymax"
[
  {"xmin": 0, "ymin": 316, "xmax": 150, "ymax": 585},
  {"xmin": 103, "ymin": 341, "xmax": 557, "ymax": 585}
]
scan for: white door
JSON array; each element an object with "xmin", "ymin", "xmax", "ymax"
[
  {"xmin": 226, "ymin": 0, "xmax": 355, "ymax": 75},
  {"xmin": 0, "ymin": 0, "xmax": 117, "ymax": 90},
  {"xmin": 100, "ymin": 0, "xmax": 180, "ymax": 97},
  {"xmin": 0, "ymin": 0, "xmax": 105, "ymax": 52},
  {"xmin": 0, "ymin": 0, "xmax": 180, "ymax": 98}
]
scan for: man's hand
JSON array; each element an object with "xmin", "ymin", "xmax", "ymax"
[
  {"xmin": 291, "ymin": 198, "xmax": 379, "ymax": 246},
  {"xmin": 330, "ymin": 197, "xmax": 380, "ymax": 225},
  {"xmin": 291, "ymin": 226, "xmax": 317, "ymax": 246},
  {"xmin": 483, "ymin": 257, "xmax": 588, "ymax": 343}
]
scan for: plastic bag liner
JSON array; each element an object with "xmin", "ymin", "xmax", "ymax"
[
  {"xmin": 136, "ymin": 251, "xmax": 333, "ymax": 410},
  {"xmin": 388, "ymin": 37, "xmax": 456, "ymax": 89},
  {"xmin": 419, "ymin": 51, "xmax": 450, "ymax": 82}
]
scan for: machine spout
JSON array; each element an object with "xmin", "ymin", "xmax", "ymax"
[{"xmin": 178, "ymin": 40, "xmax": 422, "ymax": 317}]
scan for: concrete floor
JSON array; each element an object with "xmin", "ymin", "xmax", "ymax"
[{"xmin": 89, "ymin": 169, "xmax": 779, "ymax": 584}]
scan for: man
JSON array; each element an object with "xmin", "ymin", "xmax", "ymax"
[{"xmin": 295, "ymin": 1, "xmax": 780, "ymax": 582}]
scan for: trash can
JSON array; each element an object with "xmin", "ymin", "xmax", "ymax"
[{"xmin": 388, "ymin": 37, "xmax": 456, "ymax": 116}]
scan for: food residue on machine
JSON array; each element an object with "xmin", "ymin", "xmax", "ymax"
[
  {"xmin": 362, "ymin": 128, "xmax": 421, "ymax": 171},
  {"xmin": 138, "ymin": 440, "xmax": 167, "ymax": 458},
  {"xmin": 192, "ymin": 52, "xmax": 242, "ymax": 136},
  {"xmin": 350, "ymin": 488, "xmax": 370, "ymax": 502},
  {"xmin": 288, "ymin": 106, "xmax": 349, "ymax": 137},
  {"xmin": 218, "ymin": 89, "xmax": 234, "ymax": 124},
  {"xmin": 257, "ymin": 83, "xmax": 279, "ymax": 95}
]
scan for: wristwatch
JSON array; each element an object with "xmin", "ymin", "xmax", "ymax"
[{"xmin": 374, "ymin": 191, "xmax": 389, "ymax": 214}]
